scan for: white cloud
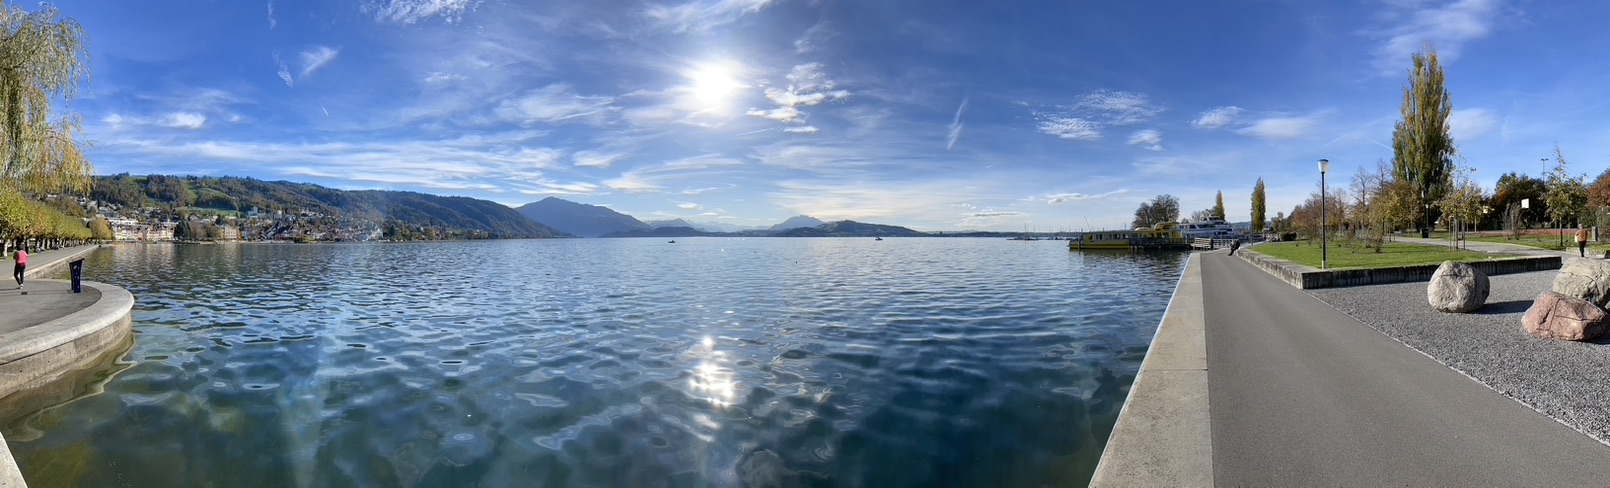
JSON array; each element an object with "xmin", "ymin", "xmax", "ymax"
[
  {"xmin": 273, "ymin": 52, "xmax": 293, "ymax": 87},
  {"xmin": 1046, "ymin": 189, "xmax": 1129, "ymax": 204},
  {"xmin": 102, "ymin": 113, "xmax": 125, "ymax": 127},
  {"xmin": 965, "ymin": 211, "xmax": 1022, "ymax": 217},
  {"xmin": 1370, "ymin": 0, "xmax": 1501, "ymax": 71},
  {"xmin": 1237, "ymin": 115, "xmax": 1319, "ymax": 140},
  {"xmin": 1078, "ymin": 90, "xmax": 1163, "ymax": 125},
  {"xmin": 603, "ymin": 172, "xmax": 662, "ymax": 193},
  {"xmin": 795, "ymin": 21, "xmax": 833, "ymax": 54},
  {"xmin": 1448, "ymin": 108, "xmax": 1498, "ymax": 141},
  {"xmin": 677, "ymin": 202, "xmax": 702, "ymax": 210},
  {"xmin": 947, "ymin": 96, "xmax": 968, "ymax": 150},
  {"xmin": 747, "ymin": 63, "xmax": 849, "ymax": 129},
  {"xmin": 1191, "ymin": 106, "xmax": 1244, "ymax": 129},
  {"xmin": 267, "ymin": 0, "xmax": 276, "ymax": 29},
  {"xmin": 164, "ymin": 112, "xmax": 207, "ymax": 129},
  {"xmin": 300, "ymin": 46, "xmax": 340, "ymax": 79},
  {"xmin": 1127, "ymin": 129, "xmax": 1162, "ymax": 151},
  {"xmin": 423, "ymin": 72, "xmax": 467, "ymax": 85},
  {"xmin": 494, "ymin": 84, "xmax": 615, "ymax": 126},
  {"xmin": 574, "ymin": 150, "xmax": 626, "ymax": 168},
  {"xmin": 644, "ymin": 0, "xmax": 775, "ymax": 33},
  {"xmin": 1031, "ymin": 89, "xmax": 1163, "ymax": 142},
  {"xmin": 783, "ymin": 126, "xmax": 819, "ymax": 134},
  {"xmin": 1036, "ymin": 117, "xmax": 1102, "ymax": 141},
  {"xmin": 363, "ymin": 0, "xmax": 479, "ymax": 24}
]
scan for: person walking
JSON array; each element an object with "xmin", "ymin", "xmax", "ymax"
[
  {"xmin": 12, "ymin": 247, "xmax": 26, "ymax": 288},
  {"xmin": 1576, "ymin": 224, "xmax": 1591, "ymax": 258},
  {"xmin": 1228, "ymin": 239, "xmax": 1242, "ymax": 256}
]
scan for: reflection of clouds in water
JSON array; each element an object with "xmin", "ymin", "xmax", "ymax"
[{"xmin": 688, "ymin": 335, "xmax": 739, "ymax": 409}]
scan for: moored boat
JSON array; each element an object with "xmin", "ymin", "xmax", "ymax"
[{"xmin": 1069, "ymin": 222, "xmax": 1188, "ymax": 251}]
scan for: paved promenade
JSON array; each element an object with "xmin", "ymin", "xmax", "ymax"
[
  {"xmin": 1201, "ymin": 250, "xmax": 1610, "ymax": 485},
  {"xmin": 0, "ymin": 246, "xmax": 104, "ymax": 334}
]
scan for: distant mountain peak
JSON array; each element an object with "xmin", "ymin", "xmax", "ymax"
[
  {"xmin": 769, "ymin": 215, "xmax": 825, "ymax": 231},
  {"xmin": 516, "ymin": 197, "xmax": 650, "ymax": 237}
]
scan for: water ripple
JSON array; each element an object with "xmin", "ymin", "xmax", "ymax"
[{"xmin": 5, "ymin": 239, "xmax": 1182, "ymax": 487}]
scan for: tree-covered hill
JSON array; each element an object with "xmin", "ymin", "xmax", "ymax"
[{"xmin": 92, "ymin": 174, "xmax": 567, "ymax": 239}]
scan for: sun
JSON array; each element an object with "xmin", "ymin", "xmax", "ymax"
[{"xmin": 686, "ymin": 62, "xmax": 743, "ymax": 106}]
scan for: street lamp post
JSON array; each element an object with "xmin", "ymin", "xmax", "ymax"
[{"xmin": 1319, "ymin": 158, "xmax": 1330, "ymax": 270}]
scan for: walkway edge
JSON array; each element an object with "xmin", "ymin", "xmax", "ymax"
[
  {"xmin": 0, "ymin": 279, "xmax": 134, "ymax": 488},
  {"xmin": 1090, "ymin": 253, "xmax": 1211, "ymax": 486}
]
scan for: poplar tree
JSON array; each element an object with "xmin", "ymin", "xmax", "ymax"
[
  {"xmin": 1390, "ymin": 45, "xmax": 1455, "ymax": 234},
  {"xmin": 0, "ymin": 4, "xmax": 93, "ymax": 195},
  {"xmin": 1251, "ymin": 178, "xmax": 1266, "ymax": 233},
  {"xmin": 1212, "ymin": 191, "xmax": 1225, "ymax": 220}
]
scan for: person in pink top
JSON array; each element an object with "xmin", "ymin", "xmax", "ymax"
[{"xmin": 13, "ymin": 248, "xmax": 26, "ymax": 288}]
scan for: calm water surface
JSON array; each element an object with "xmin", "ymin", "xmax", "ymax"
[{"xmin": 7, "ymin": 238, "xmax": 1184, "ymax": 487}]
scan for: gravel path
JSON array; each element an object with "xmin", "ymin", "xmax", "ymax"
[{"xmin": 1310, "ymin": 270, "xmax": 1610, "ymax": 446}]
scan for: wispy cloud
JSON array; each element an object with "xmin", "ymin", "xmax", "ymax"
[
  {"xmin": 164, "ymin": 112, "xmax": 207, "ymax": 129},
  {"xmin": 644, "ymin": 0, "xmax": 775, "ymax": 33},
  {"xmin": 299, "ymin": 46, "xmax": 340, "ymax": 79},
  {"xmin": 1191, "ymin": 106, "xmax": 1244, "ymax": 129},
  {"xmin": 1369, "ymin": 0, "xmax": 1502, "ymax": 72},
  {"xmin": 783, "ymin": 126, "xmax": 819, "ymax": 134},
  {"xmin": 574, "ymin": 150, "xmax": 626, "ymax": 169},
  {"xmin": 1045, "ymin": 189, "xmax": 1129, "ymax": 204},
  {"xmin": 795, "ymin": 20, "xmax": 834, "ymax": 54},
  {"xmin": 423, "ymin": 72, "xmax": 467, "ymax": 85},
  {"xmin": 965, "ymin": 211, "xmax": 1022, "ymax": 217},
  {"xmin": 273, "ymin": 51, "xmax": 293, "ymax": 87},
  {"xmin": 947, "ymin": 96, "xmax": 968, "ymax": 150},
  {"xmin": 1127, "ymin": 129, "xmax": 1162, "ymax": 151},
  {"xmin": 746, "ymin": 62, "xmax": 849, "ymax": 131},
  {"xmin": 1036, "ymin": 116, "xmax": 1102, "ymax": 141},
  {"xmin": 1032, "ymin": 89, "xmax": 1163, "ymax": 142},
  {"xmin": 1237, "ymin": 114, "xmax": 1321, "ymax": 140},
  {"xmin": 363, "ymin": 0, "xmax": 480, "ymax": 24},
  {"xmin": 267, "ymin": 0, "xmax": 276, "ymax": 29},
  {"xmin": 1448, "ymin": 108, "xmax": 1498, "ymax": 142},
  {"xmin": 494, "ymin": 84, "xmax": 616, "ymax": 126}
]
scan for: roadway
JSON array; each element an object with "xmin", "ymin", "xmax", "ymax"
[{"xmin": 1201, "ymin": 250, "xmax": 1610, "ymax": 486}]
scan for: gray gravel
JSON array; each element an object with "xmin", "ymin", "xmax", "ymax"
[{"xmin": 1310, "ymin": 270, "xmax": 1610, "ymax": 446}]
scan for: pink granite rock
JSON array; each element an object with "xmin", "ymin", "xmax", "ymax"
[{"xmin": 1522, "ymin": 291, "xmax": 1609, "ymax": 341}]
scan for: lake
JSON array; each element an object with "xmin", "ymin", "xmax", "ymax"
[{"xmin": 5, "ymin": 238, "xmax": 1185, "ymax": 487}]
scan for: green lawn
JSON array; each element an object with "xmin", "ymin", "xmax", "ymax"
[
  {"xmin": 1246, "ymin": 240, "xmax": 1515, "ymax": 270},
  {"xmin": 1460, "ymin": 232, "xmax": 1610, "ymax": 254}
]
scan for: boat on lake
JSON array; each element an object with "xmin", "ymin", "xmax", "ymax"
[{"xmin": 1069, "ymin": 222, "xmax": 1188, "ymax": 251}]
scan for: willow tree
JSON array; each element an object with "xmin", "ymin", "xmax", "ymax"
[
  {"xmin": 0, "ymin": 4, "xmax": 93, "ymax": 195},
  {"xmin": 1390, "ymin": 45, "xmax": 1455, "ymax": 236}
]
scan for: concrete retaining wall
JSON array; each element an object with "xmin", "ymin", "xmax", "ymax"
[
  {"xmin": 20, "ymin": 246, "xmax": 100, "ymax": 281},
  {"xmin": 0, "ymin": 280, "xmax": 134, "ymax": 488},
  {"xmin": 1090, "ymin": 253, "xmax": 1212, "ymax": 486},
  {"xmin": 1239, "ymin": 251, "xmax": 1560, "ymax": 289}
]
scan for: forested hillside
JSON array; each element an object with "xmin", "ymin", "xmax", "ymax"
[{"xmin": 92, "ymin": 174, "xmax": 566, "ymax": 239}]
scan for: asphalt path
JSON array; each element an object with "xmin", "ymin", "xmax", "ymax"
[{"xmin": 1202, "ymin": 250, "xmax": 1610, "ymax": 486}]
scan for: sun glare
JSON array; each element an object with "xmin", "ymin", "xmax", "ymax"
[{"xmin": 686, "ymin": 62, "xmax": 742, "ymax": 106}]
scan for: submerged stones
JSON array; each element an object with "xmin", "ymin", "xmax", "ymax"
[
  {"xmin": 1427, "ymin": 261, "xmax": 1490, "ymax": 313},
  {"xmin": 1523, "ymin": 291, "xmax": 1609, "ymax": 341}
]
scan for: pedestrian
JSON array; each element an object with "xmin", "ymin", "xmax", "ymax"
[
  {"xmin": 12, "ymin": 247, "xmax": 25, "ymax": 288},
  {"xmin": 1576, "ymin": 224, "xmax": 1591, "ymax": 258},
  {"xmin": 1228, "ymin": 239, "xmax": 1241, "ymax": 256}
]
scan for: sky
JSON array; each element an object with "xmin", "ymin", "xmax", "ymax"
[{"xmin": 53, "ymin": 0, "xmax": 1610, "ymax": 231}]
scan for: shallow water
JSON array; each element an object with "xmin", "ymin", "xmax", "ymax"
[{"xmin": 6, "ymin": 238, "xmax": 1184, "ymax": 487}]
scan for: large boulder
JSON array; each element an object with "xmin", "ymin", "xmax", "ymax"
[
  {"xmin": 1551, "ymin": 257, "xmax": 1610, "ymax": 308},
  {"xmin": 1426, "ymin": 261, "xmax": 1490, "ymax": 313},
  {"xmin": 1523, "ymin": 291, "xmax": 1609, "ymax": 341}
]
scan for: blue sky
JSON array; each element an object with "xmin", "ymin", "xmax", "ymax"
[{"xmin": 57, "ymin": 0, "xmax": 1610, "ymax": 231}]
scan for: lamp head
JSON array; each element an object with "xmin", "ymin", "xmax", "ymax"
[{"xmin": 1318, "ymin": 158, "xmax": 1330, "ymax": 174}]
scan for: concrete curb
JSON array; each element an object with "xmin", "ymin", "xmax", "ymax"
[
  {"xmin": 1090, "ymin": 253, "xmax": 1212, "ymax": 486},
  {"xmin": 0, "ymin": 279, "xmax": 134, "ymax": 488},
  {"xmin": 1240, "ymin": 247, "xmax": 1560, "ymax": 289},
  {"xmin": 20, "ymin": 245, "xmax": 101, "ymax": 281}
]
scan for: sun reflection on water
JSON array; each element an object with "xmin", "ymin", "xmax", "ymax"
[{"xmin": 688, "ymin": 335, "xmax": 739, "ymax": 409}]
